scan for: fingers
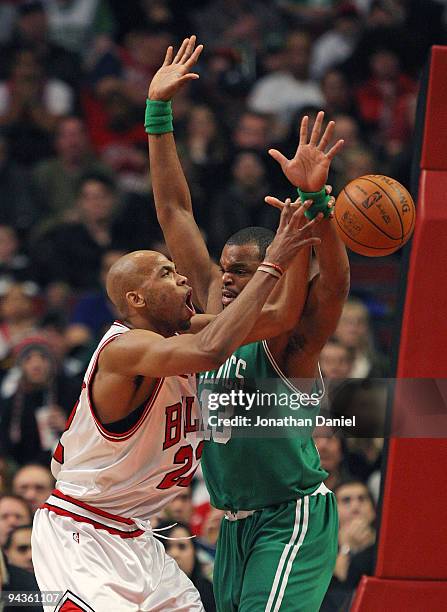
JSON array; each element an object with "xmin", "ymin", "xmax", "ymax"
[
  {"xmin": 299, "ymin": 115, "xmax": 308, "ymax": 147},
  {"xmin": 317, "ymin": 119, "xmax": 335, "ymax": 151},
  {"xmin": 326, "ymin": 139, "xmax": 345, "ymax": 161},
  {"xmin": 163, "ymin": 46, "xmax": 173, "ymax": 66},
  {"xmin": 179, "ymin": 73, "xmax": 200, "ymax": 85},
  {"xmin": 268, "ymin": 148, "xmax": 288, "ymax": 167},
  {"xmin": 309, "ymin": 111, "xmax": 324, "ymax": 146},
  {"xmin": 325, "ymin": 184, "xmax": 333, "ymax": 195},
  {"xmin": 277, "ymin": 198, "xmax": 293, "ymax": 231},
  {"xmin": 265, "ymin": 195, "xmax": 285, "ymax": 210},
  {"xmin": 296, "ymin": 237, "xmax": 321, "ymax": 248},
  {"xmin": 185, "ymin": 44, "xmax": 204, "ymax": 70},
  {"xmin": 173, "ymin": 37, "xmax": 189, "ymax": 63}
]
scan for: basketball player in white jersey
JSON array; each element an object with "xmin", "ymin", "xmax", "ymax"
[{"xmin": 31, "ymin": 200, "xmax": 322, "ymax": 608}]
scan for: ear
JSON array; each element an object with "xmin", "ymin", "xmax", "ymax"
[{"xmin": 126, "ymin": 291, "xmax": 145, "ymax": 309}]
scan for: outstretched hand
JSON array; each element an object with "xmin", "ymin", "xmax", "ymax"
[
  {"xmin": 148, "ymin": 35, "xmax": 203, "ymax": 101},
  {"xmin": 268, "ymin": 111, "xmax": 344, "ymax": 192}
]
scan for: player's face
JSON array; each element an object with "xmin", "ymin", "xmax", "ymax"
[
  {"xmin": 164, "ymin": 527, "xmax": 195, "ymax": 577},
  {"xmin": 0, "ymin": 499, "xmax": 30, "ymax": 547},
  {"xmin": 5, "ymin": 527, "xmax": 33, "ymax": 572},
  {"xmin": 142, "ymin": 258, "xmax": 195, "ymax": 333},
  {"xmin": 336, "ymin": 483, "xmax": 375, "ymax": 527},
  {"xmin": 219, "ymin": 243, "xmax": 262, "ymax": 308}
]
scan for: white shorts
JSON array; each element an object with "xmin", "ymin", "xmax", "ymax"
[{"xmin": 32, "ymin": 492, "xmax": 204, "ymax": 611}]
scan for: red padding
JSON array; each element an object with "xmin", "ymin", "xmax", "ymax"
[{"xmin": 351, "ymin": 576, "xmax": 447, "ymax": 612}]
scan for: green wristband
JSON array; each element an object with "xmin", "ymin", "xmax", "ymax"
[
  {"xmin": 144, "ymin": 99, "xmax": 173, "ymax": 134},
  {"xmin": 297, "ymin": 187, "xmax": 331, "ymax": 219}
]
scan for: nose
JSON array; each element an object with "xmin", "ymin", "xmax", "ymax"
[
  {"xmin": 176, "ymin": 272, "xmax": 188, "ymax": 285},
  {"xmin": 222, "ymin": 272, "xmax": 233, "ymax": 286}
]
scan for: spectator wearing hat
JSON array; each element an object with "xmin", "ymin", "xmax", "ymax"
[
  {"xmin": 0, "ymin": 337, "xmax": 78, "ymax": 466},
  {"xmin": 0, "ymin": 283, "xmax": 38, "ymax": 371}
]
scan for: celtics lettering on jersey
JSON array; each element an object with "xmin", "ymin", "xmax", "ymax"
[{"xmin": 198, "ymin": 340, "xmax": 328, "ymax": 511}]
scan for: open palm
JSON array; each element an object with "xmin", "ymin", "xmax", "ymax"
[
  {"xmin": 269, "ymin": 111, "xmax": 344, "ymax": 192},
  {"xmin": 148, "ymin": 36, "xmax": 203, "ymax": 101}
]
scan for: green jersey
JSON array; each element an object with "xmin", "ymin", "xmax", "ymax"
[{"xmin": 198, "ymin": 340, "xmax": 328, "ymax": 511}]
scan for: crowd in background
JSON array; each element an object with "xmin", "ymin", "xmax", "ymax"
[{"xmin": 0, "ymin": 0, "xmax": 445, "ymax": 610}]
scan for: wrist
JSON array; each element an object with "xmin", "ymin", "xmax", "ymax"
[
  {"xmin": 297, "ymin": 187, "xmax": 331, "ymax": 220},
  {"xmin": 145, "ymin": 98, "xmax": 173, "ymax": 135}
]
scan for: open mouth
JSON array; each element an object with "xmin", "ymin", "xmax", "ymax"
[
  {"xmin": 222, "ymin": 289, "xmax": 237, "ymax": 306},
  {"xmin": 185, "ymin": 290, "xmax": 196, "ymax": 315}
]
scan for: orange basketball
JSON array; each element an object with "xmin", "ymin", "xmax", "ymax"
[{"xmin": 334, "ymin": 175, "xmax": 416, "ymax": 257}]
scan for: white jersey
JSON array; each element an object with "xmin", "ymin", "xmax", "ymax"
[{"xmin": 51, "ymin": 321, "xmax": 203, "ymax": 520}]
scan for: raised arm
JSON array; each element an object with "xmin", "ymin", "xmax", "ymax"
[
  {"xmin": 147, "ymin": 37, "xmax": 221, "ymax": 313},
  {"xmin": 102, "ymin": 203, "xmax": 321, "ymax": 378},
  {"xmin": 266, "ymin": 112, "xmax": 350, "ymax": 374}
]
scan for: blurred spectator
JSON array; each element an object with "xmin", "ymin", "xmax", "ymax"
[
  {"xmin": 12, "ymin": 464, "xmax": 54, "ymax": 515},
  {"xmin": 331, "ymin": 378, "xmax": 388, "ymax": 438},
  {"xmin": 44, "ymin": 0, "xmax": 116, "ymax": 56},
  {"xmin": 0, "ymin": 495, "xmax": 32, "ymax": 547},
  {"xmin": 207, "ymin": 150, "xmax": 278, "ymax": 256},
  {"xmin": 32, "ymin": 172, "xmax": 121, "ymax": 290},
  {"xmin": 65, "ymin": 249, "xmax": 123, "ymax": 351},
  {"xmin": 232, "ymin": 111, "xmax": 272, "ymax": 152},
  {"xmin": 0, "ymin": 0, "xmax": 82, "ymax": 92},
  {"xmin": 158, "ymin": 521, "xmax": 216, "ymax": 612},
  {"xmin": 320, "ymin": 337, "xmax": 354, "ymax": 380},
  {"xmin": 0, "ymin": 226, "xmax": 37, "ymax": 294},
  {"xmin": 0, "ymin": 135, "xmax": 39, "ymax": 238},
  {"xmin": 311, "ymin": 2, "xmax": 362, "ymax": 79},
  {"xmin": 0, "ymin": 47, "xmax": 75, "ymax": 166},
  {"xmin": 89, "ymin": 29, "xmax": 173, "ymax": 107},
  {"xmin": 248, "ymin": 31, "xmax": 323, "ymax": 127},
  {"xmin": 321, "ymin": 479, "xmax": 376, "ymax": 611},
  {"xmin": 356, "ymin": 48, "xmax": 417, "ymax": 155},
  {"xmin": 321, "ymin": 72, "xmax": 359, "ymax": 120},
  {"xmin": 0, "ymin": 283, "xmax": 38, "ymax": 368},
  {"xmin": 162, "ymin": 486, "xmax": 194, "ymax": 529},
  {"xmin": 333, "ymin": 144, "xmax": 378, "ymax": 194},
  {"xmin": 335, "ymin": 298, "xmax": 389, "ymax": 378},
  {"xmin": 0, "ymin": 454, "xmax": 16, "ymax": 495},
  {"xmin": 33, "ymin": 116, "xmax": 113, "ymax": 225},
  {"xmin": 193, "ymin": 0, "xmax": 281, "ymax": 51},
  {"xmin": 314, "ymin": 430, "xmax": 352, "ymax": 490},
  {"xmin": 3, "ymin": 524, "xmax": 33, "ymax": 572},
  {"xmin": 276, "ymin": 0, "xmax": 334, "ymax": 28},
  {"xmin": 0, "ymin": 546, "xmax": 43, "ymax": 612},
  {"xmin": 0, "ymin": 339, "xmax": 78, "ymax": 466}
]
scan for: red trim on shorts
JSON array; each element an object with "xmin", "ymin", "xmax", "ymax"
[
  {"xmin": 85, "ymin": 332, "xmax": 165, "ymax": 441},
  {"xmin": 41, "ymin": 504, "xmax": 144, "ymax": 538},
  {"xmin": 51, "ymin": 489, "xmax": 136, "ymax": 525}
]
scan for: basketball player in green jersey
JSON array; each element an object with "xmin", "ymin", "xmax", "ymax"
[{"xmin": 147, "ymin": 37, "xmax": 350, "ymax": 611}]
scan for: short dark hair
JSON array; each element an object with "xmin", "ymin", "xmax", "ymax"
[
  {"xmin": 77, "ymin": 171, "xmax": 116, "ymax": 196},
  {"xmin": 333, "ymin": 479, "xmax": 375, "ymax": 507},
  {"xmin": 225, "ymin": 226, "xmax": 274, "ymax": 260},
  {"xmin": 4, "ymin": 524, "xmax": 33, "ymax": 551}
]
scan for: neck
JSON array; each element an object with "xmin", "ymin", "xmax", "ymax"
[{"xmin": 122, "ymin": 314, "xmax": 175, "ymax": 338}]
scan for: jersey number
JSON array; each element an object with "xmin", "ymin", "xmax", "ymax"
[{"xmin": 157, "ymin": 441, "xmax": 204, "ymax": 490}]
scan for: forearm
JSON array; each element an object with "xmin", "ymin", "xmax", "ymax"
[
  {"xmin": 246, "ymin": 248, "xmax": 311, "ymax": 340},
  {"xmin": 195, "ymin": 270, "xmax": 279, "ymax": 361},
  {"xmin": 148, "ymin": 132, "xmax": 193, "ymax": 218},
  {"xmin": 312, "ymin": 220, "xmax": 350, "ymax": 296}
]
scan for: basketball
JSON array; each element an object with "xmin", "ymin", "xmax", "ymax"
[{"xmin": 334, "ymin": 175, "xmax": 416, "ymax": 257}]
